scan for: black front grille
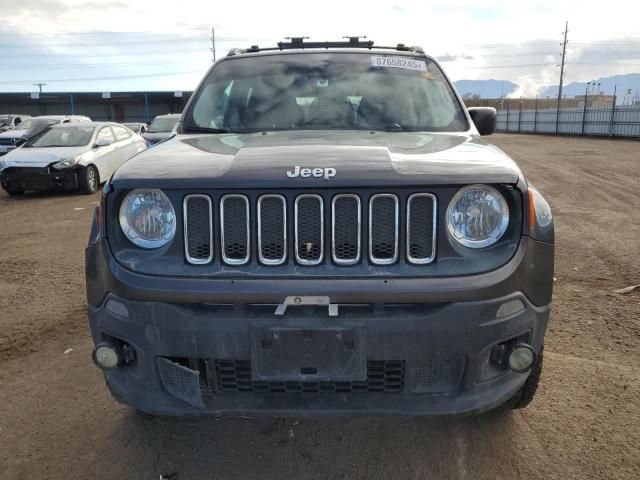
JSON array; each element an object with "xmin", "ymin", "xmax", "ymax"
[
  {"xmin": 215, "ymin": 359, "xmax": 405, "ymax": 393},
  {"xmin": 258, "ymin": 195, "xmax": 286, "ymax": 264},
  {"xmin": 221, "ymin": 195, "xmax": 249, "ymax": 264},
  {"xmin": 184, "ymin": 195, "xmax": 212, "ymax": 263},
  {"xmin": 295, "ymin": 195, "xmax": 323, "ymax": 264},
  {"xmin": 332, "ymin": 194, "xmax": 360, "ymax": 264},
  {"xmin": 407, "ymin": 194, "xmax": 436, "ymax": 263},
  {"xmin": 182, "ymin": 190, "xmax": 437, "ymax": 267},
  {"xmin": 369, "ymin": 194, "xmax": 398, "ymax": 264}
]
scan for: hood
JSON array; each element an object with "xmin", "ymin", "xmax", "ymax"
[
  {"xmin": 112, "ymin": 130, "xmax": 524, "ymax": 189},
  {"xmin": 1, "ymin": 146, "xmax": 88, "ymax": 168},
  {"xmin": 143, "ymin": 132, "xmax": 172, "ymax": 143},
  {"xmin": 0, "ymin": 129, "xmax": 28, "ymax": 140}
]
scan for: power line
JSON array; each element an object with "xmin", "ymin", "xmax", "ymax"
[
  {"xmin": 0, "ymin": 70, "xmax": 205, "ymax": 84},
  {"xmin": 0, "ymin": 48, "xmax": 211, "ymax": 58}
]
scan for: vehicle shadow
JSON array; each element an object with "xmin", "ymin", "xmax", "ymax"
[{"xmin": 103, "ymin": 408, "xmax": 524, "ymax": 479}]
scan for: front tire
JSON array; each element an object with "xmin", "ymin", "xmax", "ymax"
[{"xmin": 79, "ymin": 165, "xmax": 99, "ymax": 194}]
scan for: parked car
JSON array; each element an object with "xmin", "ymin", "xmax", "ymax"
[
  {"xmin": 142, "ymin": 114, "xmax": 180, "ymax": 145},
  {"xmin": 86, "ymin": 38, "xmax": 554, "ymax": 416},
  {"xmin": 122, "ymin": 122, "xmax": 148, "ymax": 135},
  {"xmin": 0, "ymin": 114, "xmax": 31, "ymax": 132},
  {"xmin": 0, "ymin": 115, "xmax": 91, "ymax": 156},
  {"xmin": 0, "ymin": 122, "xmax": 146, "ymax": 195}
]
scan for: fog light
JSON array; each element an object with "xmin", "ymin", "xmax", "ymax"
[
  {"xmin": 508, "ymin": 343, "xmax": 536, "ymax": 373},
  {"xmin": 93, "ymin": 343, "xmax": 120, "ymax": 369}
]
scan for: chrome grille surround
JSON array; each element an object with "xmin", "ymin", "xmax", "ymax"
[
  {"xmin": 406, "ymin": 193, "xmax": 437, "ymax": 264},
  {"xmin": 368, "ymin": 194, "xmax": 399, "ymax": 265},
  {"xmin": 294, "ymin": 194, "xmax": 324, "ymax": 265},
  {"xmin": 331, "ymin": 194, "xmax": 361, "ymax": 265},
  {"xmin": 220, "ymin": 194, "xmax": 250, "ymax": 265},
  {"xmin": 257, "ymin": 194, "xmax": 287, "ymax": 265},
  {"xmin": 183, "ymin": 194, "xmax": 213, "ymax": 265}
]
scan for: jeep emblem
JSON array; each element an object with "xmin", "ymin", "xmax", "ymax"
[{"xmin": 286, "ymin": 166, "xmax": 336, "ymax": 180}]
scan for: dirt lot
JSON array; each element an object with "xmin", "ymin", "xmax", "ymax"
[{"xmin": 0, "ymin": 134, "xmax": 638, "ymax": 479}]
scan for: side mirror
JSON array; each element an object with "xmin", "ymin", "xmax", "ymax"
[
  {"xmin": 94, "ymin": 137, "xmax": 113, "ymax": 148},
  {"xmin": 468, "ymin": 107, "xmax": 497, "ymax": 136}
]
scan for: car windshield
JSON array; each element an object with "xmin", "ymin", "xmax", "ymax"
[
  {"xmin": 148, "ymin": 117, "xmax": 178, "ymax": 133},
  {"xmin": 26, "ymin": 125, "xmax": 95, "ymax": 148},
  {"xmin": 183, "ymin": 52, "xmax": 468, "ymax": 133},
  {"xmin": 123, "ymin": 123, "xmax": 138, "ymax": 129},
  {"xmin": 14, "ymin": 118, "xmax": 36, "ymax": 130},
  {"xmin": 0, "ymin": 116, "xmax": 9, "ymax": 127}
]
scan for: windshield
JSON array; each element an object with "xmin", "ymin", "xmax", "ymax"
[
  {"xmin": 183, "ymin": 52, "xmax": 468, "ymax": 133},
  {"xmin": 148, "ymin": 117, "xmax": 178, "ymax": 133},
  {"xmin": 0, "ymin": 116, "xmax": 9, "ymax": 127},
  {"xmin": 26, "ymin": 125, "xmax": 95, "ymax": 148}
]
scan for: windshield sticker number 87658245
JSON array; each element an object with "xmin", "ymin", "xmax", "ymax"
[{"xmin": 370, "ymin": 56, "xmax": 427, "ymax": 71}]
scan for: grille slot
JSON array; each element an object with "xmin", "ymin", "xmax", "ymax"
[
  {"xmin": 257, "ymin": 194, "xmax": 287, "ymax": 265},
  {"xmin": 295, "ymin": 194, "xmax": 324, "ymax": 265},
  {"xmin": 183, "ymin": 194, "xmax": 213, "ymax": 264},
  {"xmin": 220, "ymin": 195, "xmax": 250, "ymax": 265},
  {"xmin": 369, "ymin": 194, "xmax": 399, "ymax": 264},
  {"xmin": 215, "ymin": 360, "xmax": 405, "ymax": 394},
  {"xmin": 413, "ymin": 357, "xmax": 465, "ymax": 394},
  {"xmin": 406, "ymin": 193, "xmax": 437, "ymax": 264},
  {"xmin": 332, "ymin": 194, "xmax": 361, "ymax": 264}
]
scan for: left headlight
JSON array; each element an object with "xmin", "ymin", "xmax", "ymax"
[
  {"xmin": 52, "ymin": 155, "xmax": 81, "ymax": 170},
  {"xmin": 119, "ymin": 189, "xmax": 176, "ymax": 248},
  {"xmin": 446, "ymin": 184, "xmax": 509, "ymax": 248}
]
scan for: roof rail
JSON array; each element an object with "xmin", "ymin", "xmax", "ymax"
[{"xmin": 226, "ymin": 37, "xmax": 425, "ymax": 56}]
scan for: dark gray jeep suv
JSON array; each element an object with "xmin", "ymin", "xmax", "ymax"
[{"xmin": 86, "ymin": 37, "xmax": 554, "ymax": 416}]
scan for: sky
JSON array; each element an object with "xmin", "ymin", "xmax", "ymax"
[{"xmin": 1, "ymin": 0, "xmax": 640, "ymax": 96}]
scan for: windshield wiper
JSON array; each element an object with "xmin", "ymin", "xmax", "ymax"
[{"xmin": 181, "ymin": 125, "xmax": 233, "ymax": 134}]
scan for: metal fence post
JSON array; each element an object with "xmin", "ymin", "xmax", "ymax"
[
  {"xmin": 609, "ymin": 86, "xmax": 617, "ymax": 137},
  {"xmin": 581, "ymin": 87, "xmax": 588, "ymax": 135},
  {"xmin": 517, "ymin": 98, "xmax": 522, "ymax": 133},
  {"xmin": 533, "ymin": 96, "xmax": 538, "ymax": 133},
  {"xmin": 506, "ymin": 100, "xmax": 510, "ymax": 133},
  {"xmin": 69, "ymin": 93, "xmax": 75, "ymax": 115}
]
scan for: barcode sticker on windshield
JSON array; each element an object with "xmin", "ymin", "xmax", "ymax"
[{"xmin": 371, "ymin": 56, "xmax": 427, "ymax": 71}]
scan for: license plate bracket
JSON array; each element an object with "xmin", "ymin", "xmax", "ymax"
[{"xmin": 251, "ymin": 325, "xmax": 366, "ymax": 381}]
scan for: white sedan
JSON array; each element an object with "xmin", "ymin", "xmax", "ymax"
[{"xmin": 0, "ymin": 122, "xmax": 147, "ymax": 195}]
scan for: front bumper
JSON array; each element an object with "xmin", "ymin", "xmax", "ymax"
[
  {"xmin": 89, "ymin": 292, "xmax": 548, "ymax": 416},
  {"xmin": 0, "ymin": 167, "xmax": 78, "ymax": 191},
  {"xmin": 86, "ymin": 236, "xmax": 553, "ymax": 416}
]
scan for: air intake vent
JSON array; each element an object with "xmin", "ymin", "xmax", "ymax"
[
  {"xmin": 258, "ymin": 194, "xmax": 287, "ymax": 265},
  {"xmin": 295, "ymin": 194, "xmax": 324, "ymax": 265},
  {"xmin": 406, "ymin": 193, "xmax": 437, "ymax": 264},
  {"xmin": 369, "ymin": 194, "xmax": 399, "ymax": 264},
  {"xmin": 332, "ymin": 194, "xmax": 361, "ymax": 264},
  {"xmin": 183, "ymin": 194, "xmax": 213, "ymax": 264},
  {"xmin": 220, "ymin": 195, "xmax": 250, "ymax": 265}
]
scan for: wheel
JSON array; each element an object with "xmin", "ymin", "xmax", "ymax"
[
  {"xmin": 5, "ymin": 189, "xmax": 25, "ymax": 196},
  {"xmin": 79, "ymin": 165, "xmax": 99, "ymax": 194},
  {"xmin": 499, "ymin": 350, "xmax": 544, "ymax": 410}
]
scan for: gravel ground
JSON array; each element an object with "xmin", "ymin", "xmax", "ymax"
[{"xmin": 0, "ymin": 134, "xmax": 638, "ymax": 479}]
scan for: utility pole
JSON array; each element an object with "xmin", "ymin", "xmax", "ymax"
[
  {"xmin": 555, "ymin": 21, "xmax": 568, "ymax": 134},
  {"xmin": 33, "ymin": 82, "xmax": 46, "ymax": 93},
  {"xmin": 211, "ymin": 27, "xmax": 216, "ymax": 63}
]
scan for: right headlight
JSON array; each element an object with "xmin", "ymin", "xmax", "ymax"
[
  {"xmin": 119, "ymin": 189, "xmax": 176, "ymax": 248},
  {"xmin": 446, "ymin": 184, "xmax": 509, "ymax": 248}
]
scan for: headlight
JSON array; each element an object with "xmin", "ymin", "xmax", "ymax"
[
  {"xmin": 119, "ymin": 189, "xmax": 176, "ymax": 248},
  {"xmin": 446, "ymin": 184, "xmax": 509, "ymax": 248},
  {"xmin": 52, "ymin": 155, "xmax": 81, "ymax": 170}
]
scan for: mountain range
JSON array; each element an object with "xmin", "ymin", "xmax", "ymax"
[{"xmin": 454, "ymin": 74, "xmax": 640, "ymax": 103}]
